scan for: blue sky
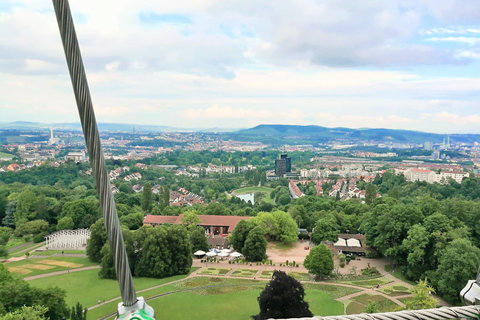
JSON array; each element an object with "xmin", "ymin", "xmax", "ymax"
[{"xmin": 1, "ymin": 0, "xmax": 480, "ymax": 133}]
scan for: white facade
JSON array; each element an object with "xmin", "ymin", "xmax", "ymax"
[{"xmin": 45, "ymin": 229, "xmax": 90, "ymax": 250}]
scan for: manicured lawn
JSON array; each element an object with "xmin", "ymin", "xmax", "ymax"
[
  {"xmin": 198, "ymin": 267, "xmax": 231, "ymax": 276},
  {"xmin": 5, "ymin": 256, "xmax": 96, "ymax": 278},
  {"xmin": 259, "ymin": 270, "xmax": 274, "ymax": 279},
  {"xmin": 28, "ymin": 269, "xmax": 194, "ymax": 308},
  {"xmin": 31, "ymin": 249, "xmax": 86, "ymax": 256},
  {"xmin": 303, "ymin": 283, "xmax": 362, "ymax": 299},
  {"xmin": 288, "ymin": 272, "xmax": 310, "ymax": 281},
  {"xmin": 0, "ymin": 152, "xmax": 14, "ymax": 159},
  {"xmin": 230, "ymin": 269, "xmax": 258, "ymax": 277},
  {"xmin": 346, "ymin": 293, "xmax": 400, "ymax": 314},
  {"xmin": 307, "ymin": 290, "xmax": 344, "ymax": 316},
  {"xmin": 9, "ymin": 243, "xmax": 47, "ymax": 257},
  {"xmin": 340, "ymin": 276, "xmax": 393, "ymax": 288},
  {"xmin": 232, "ymin": 187, "xmax": 274, "ymax": 204},
  {"xmin": 378, "ymin": 284, "xmax": 411, "ymax": 297}
]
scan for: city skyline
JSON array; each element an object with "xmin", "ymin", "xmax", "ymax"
[{"xmin": 2, "ymin": 1, "xmax": 480, "ymax": 133}]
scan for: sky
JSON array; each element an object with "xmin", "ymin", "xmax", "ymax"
[{"xmin": 1, "ymin": 1, "xmax": 480, "ymax": 133}]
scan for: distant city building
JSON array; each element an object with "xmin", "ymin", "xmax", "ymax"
[
  {"xmin": 275, "ymin": 154, "xmax": 291, "ymax": 176},
  {"xmin": 424, "ymin": 141, "xmax": 433, "ymax": 150}
]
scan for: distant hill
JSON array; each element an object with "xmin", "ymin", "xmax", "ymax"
[
  {"xmin": 236, "ymin": 124, "xmax": 480, "ymax": 144},
  {"xmin": 0, "ymin": 122, "xmax": 240, "ymax": 133}
]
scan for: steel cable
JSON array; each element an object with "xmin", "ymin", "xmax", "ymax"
[{"xmin": 52, "ymin": 0, "xmax": 137, "ymax": 307}]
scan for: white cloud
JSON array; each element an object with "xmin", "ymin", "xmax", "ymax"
[{"xmin": 184, "ymin": 105, "xmax": 272, "ymax": 119}]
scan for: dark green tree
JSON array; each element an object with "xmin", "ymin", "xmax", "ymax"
[
  {"xmin": 230, "ymin": 219, "xmax": 255, "ymax": 253},
  {"xmin": 141, "ymin": 183, "xmax": 153, "ymax": 214},
  {"xmin": 365, "ymin": 183, "xmax": 377, "ymax": 205},
  {"xmin": 304, "ymin": 244, "xmax": 334, "ymax": 279},
  {"xmin": 86, "ymin": 218, "xmax": 107, "ymax": 263},
  {"xmin": 252, "ymin": 270, "xmax": 313, "ymax": 320},
  {"xmin": 243, "ymin": 226, "xmax": 267, "ymax": 262},
  {"xmin": 70, "ymin": 302, "xmax": 87, "ymax": 320},
  {"xmin": 189, "ymin": 225, "xmax": 209, "ymax": 253},
  {"xmin": 311, "ymin": 214, "xmax": 339, "ymax": 244}
]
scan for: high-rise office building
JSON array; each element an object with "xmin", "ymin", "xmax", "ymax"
[{"xmin": 275, "ymin": 154, "xmax": 291, "ymax": 176}]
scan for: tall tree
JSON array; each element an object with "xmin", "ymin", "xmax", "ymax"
[
  {"xmin": 181, "ymin": 210, "xmax": 201, "ymax": 231},
  {"xmin": 2, "ymin": 201, "xmax": 16, "ymax": 228},
  {"xmin": 243, "ymin": 226, "xmax": 267, "ymax": 262},
  {"xmin": 14, "ymin": 189, "xmax": 37, "ymax": 226},
  {"xmin": 252, "ymin": 270, "xmax": 313, "ymax": 320},
  {"xmin": 230, "ymin": 219, "xmax": 255, "ymax": 252},
  {"xmin": 70, "ymin": 302, "xmax": 87, "ymax": 320},
  {"xmin": 434, "ymin": 238, "xmax": 480, "ymax": 302},
  {"xmin": 404, "ymin": 279, "xmax": 438, "ymax": 310},
  {"xmin": 311, "ymin": 214, "xmax": 339, "ymax": 245},
  {"xmin": 86, "ymin": 218, "xmax": 107, "ymax": 263},
  {"xmin": 304, "ymin": 244, "xmax": 334, "ymax": 279},
  {"xmin": 365, "ymin": 183, "xmax": 377, "ymax": 205},
  {"xmin": 189, "ymin": 225, "xmax": 209, "ymax": 253},
  {"xmin": 141, "ymin": 183, "xmax": 153, "ymax": 214}
]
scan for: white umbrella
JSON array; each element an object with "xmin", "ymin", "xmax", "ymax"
[
  {"xmin": 206, "ymin": 251, "xmax": 217, "ymax": 257},
  {"xmin": 220, "ymin": 249, "xmax": 231, "ymax": 253},
  {"xmin": 209, "ymin": 248, "xmax": 219, "ymax": 253},
  {"xmin": 218, "ymin": 252, "xmax": 229, "ymax": 257},
  {"xmin": 193, "ymin": 250, "xmax": 206, "ymax": 256},
  {"xmin": 230, "ymin": 252, "xmax": 243, "ymax": 257}
]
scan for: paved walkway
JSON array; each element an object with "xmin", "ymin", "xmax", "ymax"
[{"xmin": 24, "ymin": 265, "xmax": 100, "ymax": 281}]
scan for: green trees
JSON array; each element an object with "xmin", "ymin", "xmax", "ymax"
[
  {"xmin": 189, "ymin": 225, "xmax": 209, "ymax": 253},
  {"xmin": 433, "ymin": 239, "xmax": 480, "ymax": 302},
  {"xmin": 69, "ymin": 302, "xmax": 87, "ymax": 320},
  {"xmin": 14, "ymin": 189, "xmax": 37, "ymax": 226},
  {"xmin": 86, "ymin": 218, "xmax": 107, "ymax": 263},
  {"xmin": 365, "ymin": 183, "xmax": 377, "ymax": 205},
  {"xmin": 252, "ymin": 210, "xmax": 298, "ymax": 244},
  {"xmin": 252, "ymin": 270, "xmax": 313, "ymax": 320},
  {"xmin": 141, "ymin": 183, "xmax": 153, "ymax": 214},
  {"xmin": 243, "ymin": 226, "xmax": 267, "ymax": 262},
  {"xmin": 230, "ymin": 219, "xmax": 256, "ymax": 252},
  {"xmin": 181, "ymin": 210, "xmax": 201, "ymax": 230},
  {"xmin": 304, "ymin": 244, "xmax": 334, "ymax": 279},
  {"xmin": 56, "ymin": 216, "xmax": 74, "ymax": 231},
  {"xmin": 0, "ymin": 264, "xmax": 69, "ymax": 320},
  {"xmin": 14, "ymin": 219, "xmax": 49, "ymax": 237},
  {"xmin": 60, "ymin": 197, "xmax": 101, "ymax": 229},
  {"xmin": 311, "ymin": 214, "xmax": 339, "ymax": 244},
  {"xmin": 404, "ymin": 279, "xmax": 438, "ymax": 310}
]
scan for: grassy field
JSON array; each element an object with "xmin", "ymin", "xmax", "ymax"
[
  {"xmin": 5, "ymin": 256, "xmax": 96, "ymax": 278},
  {"xmin": 346, "ymin": 293, "xmax": 400, "ymax": 314},
  {"xmin": 232, "ymin": 186, "xmax": 274, "ymax": 204},
  {"xmin": 288, "ymin": 272, "xmax": 310, "ymax": 281},
  {"xmin": 339, "ymin": 276, "xmax": 393, "ymax": 288},
  {"xmin": 28, "ymin": 269, "xmax": 194, "ymax": 308},
  {"xmin": 198, "ymin": 267, "xmax": 231, "ymax": 276},
  {"xmin": 30, "ymin": 249, "xmax": 86, "ymax": 256},
  {"xmin": 230, "ymin": 269, "xmax": 258, "ymax": 277},
  {"xmin": 99, "ymin": 278, "xmax": 344, "ymax": 320},
  {"xmin": 9, "ymin": 243, "xmax": 47, "ymax": 257},
  {"xmin": 378, "ymin": 284, "xmax": 411, "ymax": 296},
  {"xmin": 0, "ymin": 152, "xmax": 14, "ymax": 159}
]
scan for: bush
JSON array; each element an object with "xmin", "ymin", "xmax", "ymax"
[
  {"xmin": 361, "ymin": 265, "xmax": 380, "ymax": 277},
  {"xmin": 33, "ymin": 233, "xmax": 46, "ymax": 243},
  {"xmin": 365, "ymin": 251, "xmax": 379, "ymax": 258},
  {"xmin": 298, "ymin": 233, "xmax": 310, "ymax": 240}
]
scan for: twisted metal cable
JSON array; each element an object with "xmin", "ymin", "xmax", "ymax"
[
  {"xmin": 52, "ymin": 0, "xmax": 137, "ymax": 307},
  {"xmin": 287, "ymin": 305, "xmax": 480, "ymax": 320}
]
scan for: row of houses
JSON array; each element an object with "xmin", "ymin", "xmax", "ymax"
[{"xmin": 395, "ymin": 168, "xmax": 469, "ymax": 184}]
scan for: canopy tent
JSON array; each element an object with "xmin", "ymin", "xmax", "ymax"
[
  {"xmin": 218, "ymin": 252, "xmax": 229, "ymax": 257},
  {"xmin": 230, "ymin": 252, "xmax": 243, "ymax": 257},
  {"xmin": 193, "ymin": 250, "xmax": 206, "ymax": 256},
  {"xmin": 220, "ymin": 249, "xmax": 231, "ymax": 253},
  {"xmin": 206, "ymin": 251, "xmax": 217, "ymax": 257}
]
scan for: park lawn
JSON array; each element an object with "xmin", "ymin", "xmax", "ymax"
[
  {"xmin": 28, "ymin": 269, "xmax": 194, "ymax": 308},
  {"xmin": 307, "ymin": 290, "xmax": 344, "ymax": 316},
  {"xmin": 6, "ymin": 256, "xmax": 96, "ymax": 278},
  {"xmin": 303, "ymin": 283, "xmax": 362, "ymax": 299},
  {"xmin": 30, "ymin": 249, "xmax": 86, "ymax": 256},
  {"xmin": 198, "ymin": 267, "xmax": 231, "ymax": 276},
  {"xmin": 259, "ymin": 270, "xmax": 274, "ymax": 279},
  {"xmin": 230, "ymin": 269, "xmax": 258, "ymax": 277},
  {"xmin": 93, "ymin": 277, "xmax": 350, "ymax": 320},
  {"xmin": 378, "ymin": 284, "xmax": 411, "ymax": 297},
  {"xmin": 346, "ymin": 293, "xmax": 400, "ymax": 314},
  {"xmin": 233, "ymin": 186, "xmax": 274, "ymax": 204},
  {"xmin": 288, "ymin": 272, "xmax": 310, "ymax": 281},
  {"xmin": 9, "ymin": 243, "xmax": 47, "ymax": 257},
  {"xmin": 0, "ymin": 152, "xmax": 14, "ymax": 158},
  {"xmin": 340, "ymin": 276, "xmax": 393, "ymax": 288},
  {"xmin": 87, "ymin": 284, "xmax": 179, "ymax": 320}
]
